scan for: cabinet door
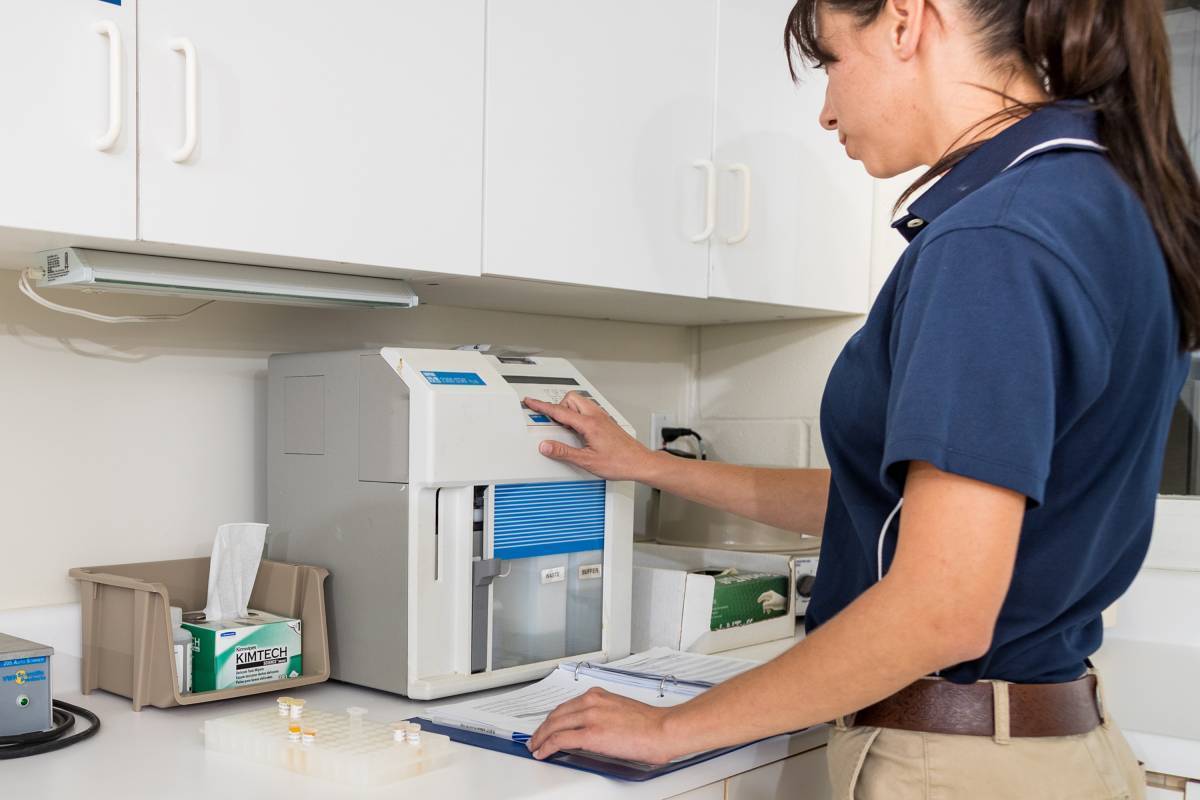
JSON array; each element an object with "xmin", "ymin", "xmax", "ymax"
[
  {"xmin": 709, "ymin": 0, "xmax": 873, "ymax": 313},
  {"xmin": 669, "ymin": 782, "xmax": 725, "ymax": 800},
  {"xmin": 726, "ymin": 747, "xmax": 832, "ymax": 800},
  {"xmin": 0, "ymin": 0, "xmax": 135, "ymax": 239},
  {"xmin": 138, "ymin": 1, "xmax": 484, "ymax": 276},
  {"xmin": 484, "ymin": 0, "xmax": 717, "ymax": 297}
]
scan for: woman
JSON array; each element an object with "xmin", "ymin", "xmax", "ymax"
[{"xmin": 524, "ymin": 0, "xmax": 1200, "ymax": 797}]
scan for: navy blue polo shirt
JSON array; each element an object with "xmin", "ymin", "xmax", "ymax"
[{"xmin": 807, "ymin": 102, "xmax": 1192, "ymax": 684}]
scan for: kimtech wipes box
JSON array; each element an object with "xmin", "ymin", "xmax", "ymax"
[{"xmin": 183, "ymin": 611, "xmax": 302, "ymax": 692}]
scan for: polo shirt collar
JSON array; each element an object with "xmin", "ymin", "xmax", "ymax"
[{"xmin": 893, "ymin": 101, "xmax": 1104, "ymax": 242}]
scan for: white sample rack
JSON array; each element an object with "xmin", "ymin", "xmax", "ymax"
[{"xmin": 203, "ymin": 702, "xmax": 452, "ymax": 786}]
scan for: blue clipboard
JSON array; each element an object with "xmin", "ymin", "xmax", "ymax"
[{"xmin": 409, "ymin": 717, "xmax": 756, "ymax": 782}]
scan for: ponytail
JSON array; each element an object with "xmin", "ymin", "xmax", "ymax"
[
  {"xmin": 1025, "ymin": 0, "xmax": 1200, "ymax": 351},
  {"xmin": 785, "ymin": 0, "xmax": 1200, "ymax": 350}
]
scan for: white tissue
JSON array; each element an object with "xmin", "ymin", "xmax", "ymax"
[{"xmin": 203, "ymin": 522, "xmax": 268, "ymax": 621}]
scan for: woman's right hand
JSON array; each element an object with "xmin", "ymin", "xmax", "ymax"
[{"xmin": 523, "ymin": 393, "xmax": 657, "ymax": 482}]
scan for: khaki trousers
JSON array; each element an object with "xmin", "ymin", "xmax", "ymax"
[{"xmin": 827, "ymin": 676, "xmax": 1146, "ymax": 800}]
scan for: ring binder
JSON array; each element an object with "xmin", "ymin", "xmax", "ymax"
[{"xmin": 421, "ymin": 648, "xmax": 774, "ymax": 781}]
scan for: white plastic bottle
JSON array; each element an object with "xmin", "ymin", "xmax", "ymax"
[{"xmin": 170, "ymin": 606, "xmax": 193, "ymax": 694}]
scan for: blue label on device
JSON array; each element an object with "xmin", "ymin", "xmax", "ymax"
[
  {"xmin": 99, "ymin": 0, "xmax": 121, "ymax": 5},
  {"xmin": 422, "ymin": 371, "xmax": 485, "ymax": 386},
  {"xmin": 0, "ymin": 656, "xmax": 47, "ymax": 669}
]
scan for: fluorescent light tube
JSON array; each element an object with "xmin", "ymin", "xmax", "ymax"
[{"xmin": 34, "ymin": 248, "xmax": 418, "ymax": 310}]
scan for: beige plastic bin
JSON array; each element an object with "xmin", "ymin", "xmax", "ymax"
[{"xmin": 69, "ymin": 558, "xmax": 330, "ymax": 711}]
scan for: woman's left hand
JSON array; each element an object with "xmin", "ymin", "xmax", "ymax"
[{"xmin": 527, "ymin": 687, "xmax": 680, "ymax": 764}]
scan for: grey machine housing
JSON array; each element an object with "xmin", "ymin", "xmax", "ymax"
[
  {"xmin": 0, "ymin": 632, "xmax": 53, "ymax": 737},
  {"xmin": 267, "ymin": 348, "xmax": 635, "ymax": 699}
]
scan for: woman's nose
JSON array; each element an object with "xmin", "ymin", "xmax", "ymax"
[{"xmin": 820, "ymin": 88, "xmax": 837, "ymax": 131}]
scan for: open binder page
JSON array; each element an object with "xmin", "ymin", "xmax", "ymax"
[
  {"xmin": 425, "ymin": 667, "xmax": 691, "ymax": 739},
  {"xmin": 601, "ymin": 647, "xmax": 760, "ymax": 685}
]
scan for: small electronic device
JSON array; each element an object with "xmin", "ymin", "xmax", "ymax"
[
  {"xmin": 793, "ymin": 556, "xmax": 819, "ymax": 617},
  {"xmin": 0, "ymin": 633, "xmax": 53, "ymax": 737},
  {"xmin": 267, "ymin": 348, "xmax": 635, "ymax": 699}
]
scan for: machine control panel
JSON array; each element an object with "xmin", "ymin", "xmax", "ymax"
[{"xmin": 501, "ymin": 372, "xmax": 610, "ymax": 426}]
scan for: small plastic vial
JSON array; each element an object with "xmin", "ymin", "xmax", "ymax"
[
  {"xmin": 391, "ymin": 722, "xmax": 411, "ymax": 743},
  {"xmin": 288, "ymin": 698, "xmax": 306, "ymax": 720},
  {"xmin": 346, "ymin": 706, "xmax": 367, "ymax": 737},
  {"xmin": 287, "ymin": 723, "xmax": 302, "ymax": 742},
  {"xmin": 406, "ymin": 723, "xmax": 421, "ymax": 745},
  {"xmin": 276, "ymin": 696, "xmax": 293, "ymax": 716},
  {"xmin": 302, "ymin": 728, "xmax": 316, "ymax": 745}
]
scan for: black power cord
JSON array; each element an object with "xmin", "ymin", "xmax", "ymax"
[
  {"xmin": 661, "ymin": 426, "xmax": 708, "ymax": 460},
  {"xmin": 0, "ymin": 699, "xmax": 100, "ymax": 759}
]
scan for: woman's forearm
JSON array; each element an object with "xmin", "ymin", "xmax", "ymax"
[
  {"xmin": 638, "ymin": 450, "xmax": 830, "ymax": 535},
  {"xmin": 657, "ymin": 575, "xmax": 964, "ymax": 756},
  {"xmin": 527, "ymin": 464, "xmax": 1024, "ymax": 764},
  {"xmin": 520, "ymin": 393, "xmax": 829, "ymax": 534},
  {"xmin": 654, "ymin": 461, "xmax": 1024, "ymax": 759}
]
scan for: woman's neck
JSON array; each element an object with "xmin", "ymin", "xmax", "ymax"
[{"xmin": 920, "ymin": 61, "xmax": 1051, "ymax": 165}]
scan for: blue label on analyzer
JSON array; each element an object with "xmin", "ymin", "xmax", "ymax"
[
  {"xmin": 98, "ymin": 0, "xmax": 121, "ymax": 5},
  {"xmin": 0, "ymin": 656, "xmax": 47, "ymax": 669},
  {"xmin": 421, "ymin": 371, "xmax": 486, "ymax": 386}
]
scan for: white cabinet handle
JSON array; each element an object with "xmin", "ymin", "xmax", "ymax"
[
  {"xmin": 93, "ymin": 21, "xmax": 122, "ymax": 151},
  {"xmin": 691, "ymin": 159, "xmax": 716, "ymax": 242},
  {"xmin": 725, "ymin": 163, "xmax": 752, "ymax": 244},
  {"xmin": 169, "ymin": 37, "xmax": 198, "ymax": 163}
]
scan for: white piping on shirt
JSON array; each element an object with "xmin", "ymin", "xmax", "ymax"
[
  {"xmin": 876, "ymin": 495, "xmax": 941, "ymax": 676},
  {"xmin": 877, "ymin": 497, "xmax": 904, "ymax": 583},
  {"xmin": 1003, "ymin": 137, "xmax": 1106, "ymax": 171}
]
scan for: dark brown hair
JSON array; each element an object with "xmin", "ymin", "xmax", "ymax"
[{"xmin": 785, "ymin": 0, "xmax": 1200, "ymax": 351}]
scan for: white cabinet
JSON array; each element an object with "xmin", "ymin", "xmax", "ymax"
[
  {"xmin": 669, "ymin": 782, "xmax": 726, "ymax": 800},
  {"xmin": 138, "ymin": 1, "xmax": 485, "ymax": 276},
  {"xmin": 0, "ymin": 1, "xmax": 871, "ymax": 323},
  {"xmin": 709, "ymin": 0, "xmax": 873, "ymax": 313},
  {"xmin": 0, "ymin": 0, "xmax": 136, "ymax": 240},
  {"xmin": 726, "ymin": 747, "xmax": 832, "ymax": 800},
  {"xmin": 483, "ymin": 0, "xmax": 872, "ymax": 313},
  {"xmin": 483, "ymin": 0, "xmax": 718, "ymax": 297}
]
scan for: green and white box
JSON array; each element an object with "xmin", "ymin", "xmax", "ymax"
[
  {"xmin": 183, "ymin": 611, "xmax": 301, "ymax": 692},
  {"xmin": 709, "ymin": 571, "xmax": 790, "ymax": 630},
  {"xmin": 632, "ymin": 543, "xmax": 799, "ymax": 655}
]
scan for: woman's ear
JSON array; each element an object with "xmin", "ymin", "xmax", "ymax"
[{"xmin": 885, "ymin": 0, "xmax": 928, "ymax": 62}]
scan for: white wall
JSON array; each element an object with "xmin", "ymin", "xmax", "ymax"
[
  {"xmin": 0, "ymin": 172, "xmax": 913, "ymax": 615},
  {"xmin": 0, "ymin": 275, "xmax": 694, "ymax": 610},
  {"xmin": 694, "ymin": 174, "xmax": 917, "ymax": 468}
]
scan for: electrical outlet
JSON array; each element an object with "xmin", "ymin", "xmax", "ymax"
[{"xmin": 649, "ymin": 412, "xmax": 674, "ymax": 451}]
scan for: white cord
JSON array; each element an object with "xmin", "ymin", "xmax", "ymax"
[
  {"xmin": 876, "ymin": 497, "xmax": 904, "ymax": 582},
  {"xmin": 17, "ymin": 269, "xmax": 215, "ymax": 323}
]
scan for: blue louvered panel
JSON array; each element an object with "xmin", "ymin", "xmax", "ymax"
[{"xmin": 493, "ymin": 480, "xmax": 606, "ymax": 559}]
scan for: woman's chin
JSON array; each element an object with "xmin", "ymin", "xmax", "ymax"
[{"xmin": 859, "ymin": 157, "xmax": 908, "ymax": 180}]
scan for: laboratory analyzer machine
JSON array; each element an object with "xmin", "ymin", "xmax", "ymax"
[{"xmin": 267, "ymin": 348, "xmax": 635, "ymax": 699}]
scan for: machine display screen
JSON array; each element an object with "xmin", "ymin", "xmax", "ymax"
[
  {"xmin": 422, "ymin": 370, "xmax": 486, "ymax": 386},
  {"xmin": 502, "ymin": 375, "xmax": 579, "ymax": 386}
]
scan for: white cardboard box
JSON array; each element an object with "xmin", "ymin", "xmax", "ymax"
[{"xmin": 632, "ymin": 543, "xmax": 797, "ymax": 654}]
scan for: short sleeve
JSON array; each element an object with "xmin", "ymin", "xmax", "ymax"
[{"xmin": 882, "ymin": 227, "xmax": 1113, "ymax": 506}]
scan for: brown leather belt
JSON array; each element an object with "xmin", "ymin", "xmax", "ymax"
[{"xmin": 852, "ymin": 674, "xmax": 1102, "ymax": 738}]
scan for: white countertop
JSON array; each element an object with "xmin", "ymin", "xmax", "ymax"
[{"xmin": 5, "ymin": 627, "xmax": 826, "ymax": 800}]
